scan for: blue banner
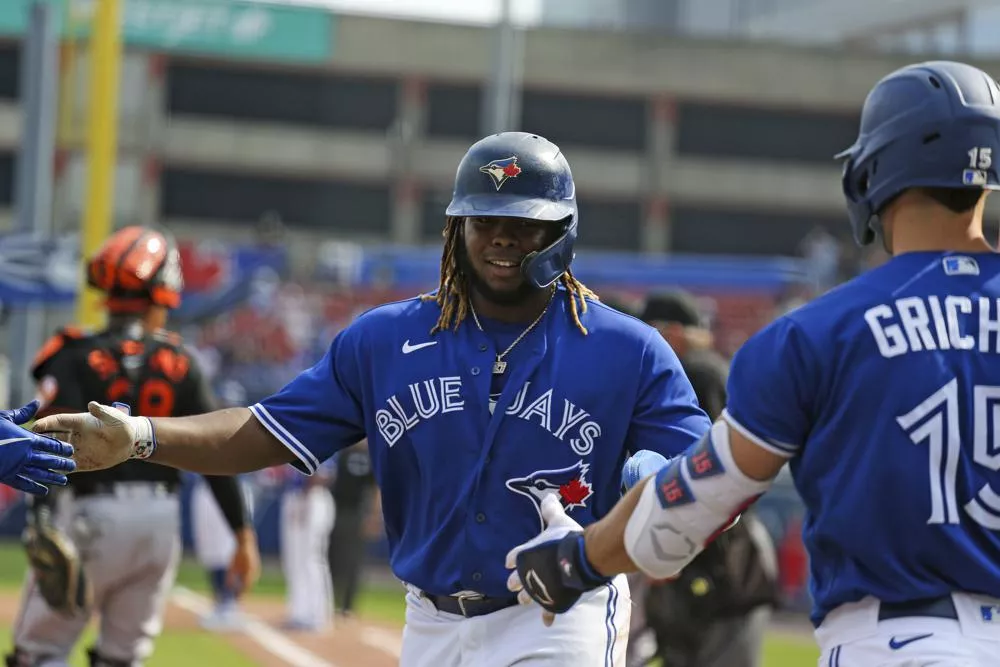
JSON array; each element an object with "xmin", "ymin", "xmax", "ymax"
[
  {"xmin": 0, "ymin": 232, "xmax": 80, "ymax": 306},
  {"xmin": 352, "ymin": 246, "xmax": 811, "ymax": 292}
]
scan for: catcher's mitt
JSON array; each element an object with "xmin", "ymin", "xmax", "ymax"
[{"xmin": 23, "ymin": 517, "xmax": 91, "ymax": 616}]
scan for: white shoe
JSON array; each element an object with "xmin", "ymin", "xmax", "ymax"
[{"xmin": 200, "ymin": 604, "xmax": 246, "ymax": 633}]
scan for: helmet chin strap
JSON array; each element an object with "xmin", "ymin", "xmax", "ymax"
[{"xmin": 519, "ymin": 250, "xmax": 538, "ymax": 280}]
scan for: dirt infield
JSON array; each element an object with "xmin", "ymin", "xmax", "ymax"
[
  {"xmin": 0, "ymin": 590, "xmax": 401, "ymax": 667},
  {"xmin": 226, "ymin": 596, "xmax": 401, "ymax": 666}
]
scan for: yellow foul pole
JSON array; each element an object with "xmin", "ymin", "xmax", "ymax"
[
  {"xmin": 56, "ymin": 0, "xmax": 78, "ymax": 146},
  {"xmin": 75, "ymin": 0, "xmax": 123, "ymax": 329}
]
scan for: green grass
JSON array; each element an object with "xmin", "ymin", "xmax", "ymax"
[
  {"xmin": 0, "ymin": 625, "xmax": 259, "ymax": 667},
  {"xmin": 173, "ymin": 556, "xmax": 289, "ymax": 598},
  {"xmin": 0, "ymin": 540, "xmax": 263, "ymax": 666},
  {"xmin": 0, "ymin": 540, "xmax": 820, "ymax": 665},
  {"xmin": 763, "ymin": 634, "xmax": 821, "ymax": 665}
]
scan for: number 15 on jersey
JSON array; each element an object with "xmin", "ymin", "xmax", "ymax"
[{"xmin": 897, "ymin": 378, "xmax": 1000, "ymax": 529}]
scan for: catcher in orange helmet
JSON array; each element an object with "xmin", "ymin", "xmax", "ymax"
[{"xmin": 7, "ymin": 226, "xmax": 260, "ymax": 667}]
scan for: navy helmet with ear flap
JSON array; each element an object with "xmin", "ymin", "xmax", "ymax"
[
  {"xmin": 836, "ymin": 60, "xmax": 1000, "ymax": 246},
  {"xmin": 446, "ymin": 131, "xmax": 578, "ymax": 288}
]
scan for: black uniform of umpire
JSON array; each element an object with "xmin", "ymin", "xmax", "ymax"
[{"xmin": 634, "ymin": 291, "xmax": 780, "ymax": 667}]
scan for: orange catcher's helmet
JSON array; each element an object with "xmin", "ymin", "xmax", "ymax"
[{"xmin": 86, "ymin": 226, "xmax": 183, "ymax": 313}]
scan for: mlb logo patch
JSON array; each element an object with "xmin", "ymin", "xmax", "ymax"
[
  {"xmin": 943, "ymin": 255, "xmax": 979, "ymax": 276},
  {"xmin": 963, "ymin": 168, "xmax": 988, "ymax": 186}
]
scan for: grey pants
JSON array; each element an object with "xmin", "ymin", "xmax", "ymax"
[{"xmin": 13, "ymin": 488, "xmax": 181, "ymax": 666}]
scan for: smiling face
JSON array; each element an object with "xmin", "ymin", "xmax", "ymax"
[{"xmin": 460, "ymin": 216, "xmax": 558, "ymax": 306}]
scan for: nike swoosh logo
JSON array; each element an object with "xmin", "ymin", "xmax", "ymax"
[
  {"xmin": 889, "ymin": 633, "xmax": 933, "ymax": 650},
  {"xmin": 0, "ymin": 437, "xmax": 29, "ymax": 447},
  {"xmin": 402, "ymin": 340, "xmax": 438, "ymax": 354}
]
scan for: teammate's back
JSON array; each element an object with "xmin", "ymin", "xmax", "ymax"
[
  {"xmin": 504, "ymin": 59, "xmax": 1000, "ymax": 667},
  {"xmin": 774, "ymin": 250, "xmax": 1000, "ymax": 623}
]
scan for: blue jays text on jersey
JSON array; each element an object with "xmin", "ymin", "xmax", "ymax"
[
  {"xmin": 724, "ymin": 251, "xmax": 1000, "ymax": 627},
  {"xmin": 249, "ymin": 286, "xmax": 709, "ymax": 598}
]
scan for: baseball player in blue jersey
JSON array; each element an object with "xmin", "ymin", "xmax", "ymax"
[
  {"xmin": 505, "ymin": 60, "xmax": 1000, "ymax": 667},
  {"xmin": 0, "ymin": 400, "xmax": 74, "ymax": 495},
  {"xmin": 32, "ymin": 131, "xmax": 710, "ymax": 665}
]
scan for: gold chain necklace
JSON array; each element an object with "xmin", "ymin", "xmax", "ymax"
[{"xmin": 469, "ymin": 289, "xmax": 556, "ymax": 375}]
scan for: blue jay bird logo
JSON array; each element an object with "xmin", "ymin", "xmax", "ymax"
[
  {"xmin": 506, "ymin": 461, "xmax": 594, "ymax": 529},
  {"xmin": 479, "ymin": 156, "xmax": 522, "ymax": 191}
]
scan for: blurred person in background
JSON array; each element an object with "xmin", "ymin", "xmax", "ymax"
[
  {"xmin": 6, "ymin": 226, "xmax": 260, "ymax": 667},
  {"xmin": 190, "ymin": 472, "xmax": 255, "ymax": 632},
  {"xmin": 327, "ymin": 440, "xmax": 379, "ymax": 620},
  {"xmin": 626, "ymin": 290, "xmax": 779, "ymax": 667},
  {"xmin": 280, "ymin": 458, "xmax": 336, "ymax": 632},
  {"xmin": 640, "ymin": 291, "xmax": 728, "ymax": 419},
  {"xmin": 798, "ymin": 226, "xmax": 842, "ymax": 294},
  {"xmin": 191, "ymin": 379, "xmax": 255, "ymax": 632}
]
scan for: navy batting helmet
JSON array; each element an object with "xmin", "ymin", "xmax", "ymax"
[
  {"xmin": 836, "ymin": 60, "xmax": 1000, "ymax": 246},
  {"xmin": 446, "ymin": 131, "xmax": 578, "ymax": 288}
]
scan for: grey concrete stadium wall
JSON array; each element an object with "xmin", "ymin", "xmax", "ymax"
[{"xmin": 0, "ymin": 13, "xmax": 999, "ymax": 254}]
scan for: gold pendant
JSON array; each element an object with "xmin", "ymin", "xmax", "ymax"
[{"xmin": 492, "ymin": 360, "xmax": 507, "ymax": 375}]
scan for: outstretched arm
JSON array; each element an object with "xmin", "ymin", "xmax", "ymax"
[
  {"xmin": 507, "ymin": 418, "xmax": 788, "ymax": 617},
  {"xmin": 33, "ymin": 404, "xmax": 294, "ymax": 474},
  {"xmin": 149, "ymin": 408, "xmax": 294, "ymax": 474},
  {"xmin": 585, "ymin": 419, "xmax": 785, "ymax": 578},
  {"xmin": 34, "ymin": 327, "xmax": 369, "ymax": 476}
]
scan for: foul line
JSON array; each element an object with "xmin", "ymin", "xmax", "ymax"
[{"xmin": 170, "ymin": 586, "xmax": 338, "ymax": 667}]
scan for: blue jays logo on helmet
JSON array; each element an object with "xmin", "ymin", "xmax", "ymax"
[
  {"xmin": 506, "ymin": 460, "xmax": 594, "ymax": 529},
  {"xmin": 446, "ymin": 132, "xmax": 579, "ymax": 288},
  {"xmin": 836, "ymin": 60, "xmax": 1000, "ymax": 246},
  {"xmin": 479, "ymin": 156, "xmax": 522, "ymax": 191}
]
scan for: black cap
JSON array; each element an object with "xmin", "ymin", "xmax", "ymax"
[{"xmin": 640, "ymin": 290, "xmax": 703, "ymax": 328}]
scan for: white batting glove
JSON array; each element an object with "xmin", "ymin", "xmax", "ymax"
[{"xmin": 32, "ymin": 401, "xmax": 155, "ymax": 473}]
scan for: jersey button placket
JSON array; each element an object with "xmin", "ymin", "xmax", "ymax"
[{"xmin": 475, "ymin": 512, "xmax": 486, "ymax": 523}]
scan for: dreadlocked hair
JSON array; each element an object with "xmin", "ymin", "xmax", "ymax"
[{"xmin": 422, "ymin": 216, "xmax": 599, "ymax": 335}]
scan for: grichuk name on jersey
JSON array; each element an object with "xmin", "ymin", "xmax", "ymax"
[
  {"xmin": 375, "ymin": 378, "xmax": 602, "ymax": 455},
  {"xmin": 865, "ymin": 295, "xmax": 1000, "ymax": 358}
]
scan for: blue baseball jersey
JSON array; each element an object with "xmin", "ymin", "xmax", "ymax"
[
  {"xmin": 726, "ymin": 251, "xmax": 1000, "ymax": 627},
  {"xmin": 250, "ymin": 287, "xmax": 709, "ymax": 596}
]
